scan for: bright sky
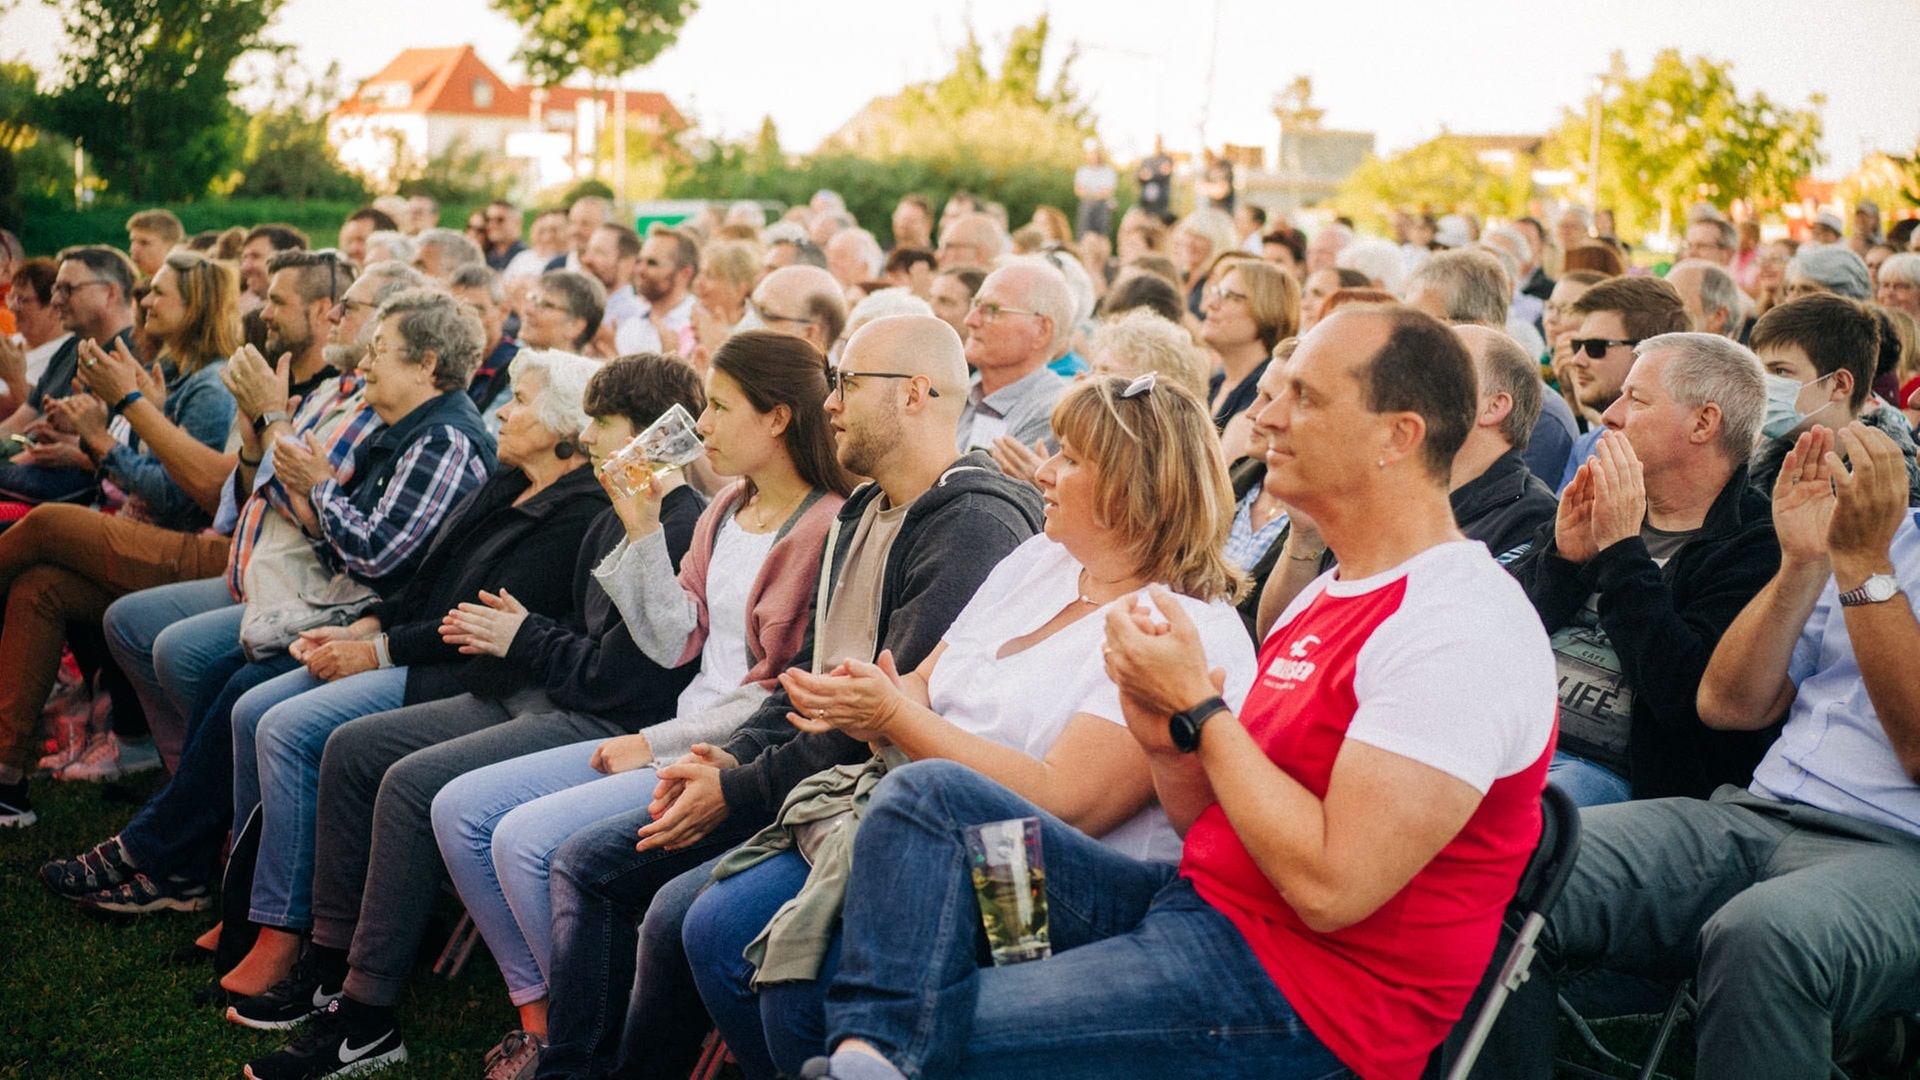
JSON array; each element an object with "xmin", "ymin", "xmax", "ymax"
[{"xmin": 4, "ymin": 0, "xmax": 1918, "ymax": 178}]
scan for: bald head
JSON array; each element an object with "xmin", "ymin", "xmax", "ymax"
[
  {"xmin": 754, "ymin": 265, "xmax": 848, "ymax": 350},
  {"xmin": 938, "ymin": 212, "xmax": 1005, "ymax": 269},
  {"xmin": 844, "ymin": 314, "xmax": 969, "ymax": 407}
]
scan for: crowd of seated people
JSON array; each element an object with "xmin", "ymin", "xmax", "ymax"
[{"xmin": 0, "ymin": 185, "xmax": 1915, "ymax": 1080}]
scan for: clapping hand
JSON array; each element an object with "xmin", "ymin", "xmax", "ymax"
[
  {"xmin": 222, "ymin": 344, "xmax": 292, "ymax": 423},
  {"xmin": 780, "ymin": 652, "xmax": 908, "ymax": 742},
  {"xmin": 636, "ymin": 743, "xmax": 739, "ymax": 851},
  {"xmin": 988, "ymin": 435, "xmax": 1048, "ymax": 487},
  {"xmin": 1771, "ymin": 426, "xmax": 1837, "ymax": 567},
  {"xmin": 272, "ymin": 431, "xmax": 332, "ymax": 494},
  {"xmin": 1586, "ymin": 431, "xmax": 1648, "ymax": 553},
  {"xmin": 74, "ymin": 337, "xmax": 148, "ymax": 405},
  {"xmin": 438, "ymin": 588, "xmax": 530, "ymax": 658},
  {"xmin": 1826, "ymin": 424, "xmax": 1910, "ymax": 580}
]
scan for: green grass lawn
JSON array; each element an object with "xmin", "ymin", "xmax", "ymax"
[
  {"xmin": 0, "ymin": 773, "xmax": 531, "ymax": 1080},
  {"xmin": 3, "ymin": 775, "xmax": 1914, "ymax": 1080}
]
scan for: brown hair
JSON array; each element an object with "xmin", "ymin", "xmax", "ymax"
[
  {"xmin": 127, "ymin": 209, "xmax": 184, "ymax": 244},
  {"xmin": 710, "ymin": 331, "xmax": 857, "ymax": 498},
  {"xmin": 1750, "ymin": 295, "xmax": 1881, "ymax": 411},
  {"xmin": 155, "ymin": 250, "xmax": 243, "ymax": 375},
  {"xmin": 1221, "ymin": 260, "xmax": 1300, "ymax": 350},
  {"xmin": 1563, "ymin": 241, "xmax": 1625, "ymax": 277},
  {"xmin": 1570, "ymin": 276, "xmax": 1690, "ymax": 343},
  {"xmin": 585, "ymin": 352, "xmax": 706, "ymax": 427},
  {"xmin": 1050, "ymin": 375, "xmax": 1244, "ymax": 603},
  {"xmin": 1320, "ymin": 288, "xmax": 1399, "ymax": 317}
]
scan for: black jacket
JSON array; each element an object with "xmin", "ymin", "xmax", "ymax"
[
  {"xmin": 715, "ymin": 453, "xmax": 1045, "ymax": 826},
  {"xmin": 498, "ymin": 486, "xmax": 706, "ymax": 723},
  {"xmin": 1452, "ymin": 448, "xmax": 1559, "ymax": 566},
  {"xmin": 1509, "ymin": 465, "xmax": 1781, "ymax": 799},
  {"xmin": 374, "ymin": 465, "xmax": 609, "ymax": 705}
]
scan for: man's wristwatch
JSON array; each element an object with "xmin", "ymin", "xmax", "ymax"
[
  {"xmin": 1168, "ymin": 696, "xmax": 1229, "ymax": 754},
  {"xmin": 252, "ymin": 410, "xmax": 290, "ymax": 436},
  {"xmin": 1838, "ymin": 572, "xmax": 1901, "ymax": 607}
]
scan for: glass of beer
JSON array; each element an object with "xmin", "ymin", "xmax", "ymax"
[
  {"xmin": 965, "ymin": 817, "xmax": 1051, "ymax": 965},
  {"xmin": 599, "ymin": 403, "xmax": 704, "ymax": 498}
]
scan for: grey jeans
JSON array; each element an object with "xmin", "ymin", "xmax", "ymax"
[
  {"xmin": 1487, "ymin": 786, "xmax": 1920, "ymax": 1080},
  {"xmin": 306, "ymin": 688, "xmax": 628, "ymax": 1007}
]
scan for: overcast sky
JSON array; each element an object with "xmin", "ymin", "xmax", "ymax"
[{"xmin": 4, "ymin": 0, "xmax": 1917, "ymax": 176}]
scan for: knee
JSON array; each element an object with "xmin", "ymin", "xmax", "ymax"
[
  {"xmin": 1699, "ymin": 893, "xmax": 1827, "ymax": 993},
  {"xmin": 13, "ymin": 564, "xmax": 76, "ymax": 620},
  {"xmin": 378, "ymin": 753, "xmax": 446, "ymax": 818},
  {"xmin": 431, "ymin": 774, "xmax": 497, "ymax": 857}
]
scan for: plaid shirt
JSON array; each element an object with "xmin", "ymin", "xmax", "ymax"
[
  {"xmin": 308, "ymin": 399, "xmax": 491, "ymax": 588},
  {"xmin": 222, "ymin": 374, "xmax": 376, "ymax": 600}
]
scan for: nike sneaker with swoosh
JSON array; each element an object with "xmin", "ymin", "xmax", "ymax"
[
  {"xmin": 227, "ymin": 954, "xmax": 345, "ymax": 1030},
  {"xmin": 243, "ymin": 998, "xmax": 407, "ymax": 1080}
]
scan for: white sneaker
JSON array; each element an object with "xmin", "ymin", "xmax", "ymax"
[{"xmin": 58, "ymin": 734, "xmax": 161, "ymax": 782}]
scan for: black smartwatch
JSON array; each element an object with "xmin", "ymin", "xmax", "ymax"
[{"xmin": 1168, "ymin": 696, "xmax": 1228, "ymax": 754}]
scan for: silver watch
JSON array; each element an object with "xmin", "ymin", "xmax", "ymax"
[{"xmin": 1838, "ymin": 573, "xmax": 1901, "ymax": 607}]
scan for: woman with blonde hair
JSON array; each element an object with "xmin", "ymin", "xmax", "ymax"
[
  {"xmin": 682, "ymin": 373, "xmax": 1258, "ymax": 1078},
  {"xmin": 1031, "ymin": 205, "xmax": 1074, "ymax": 247},
  {"xmin": 1202, "ymin": 259, "xmax": 1299, "ymax": 461},
  {"xmin": 690, "ymin": 238, "xmax": 766, "ymax": 367}
]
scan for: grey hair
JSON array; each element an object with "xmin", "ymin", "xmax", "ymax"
[
  {"xmin": 359, "ymin": 261, "xmax": 428, "ymax": 306},
  {"xmin": 375, "ymin": 287, "xmax": 486, "ymax": 393},
  {"xmin": 1668, "ymin": 260, "xmax": 1743, "ymax": 338},
  {"xmin": 991, "ymin": 258, "xmax": 1078, "ymax": 357},
  {"xmin": 1881, "ymin": 252, "xmax": 1920, "ymax": 288},
  {"xmin": 447, "ymin": 263, "xmax": 505, "ymax": 304},
  {"xmin": 832, "ymin": 228, "xmax": 885, "ymax": 278},
  {"xmin": 1559, "ymin": 206, "xmax": 1593, "ymax": 230},
  {"xmin": 843, "ymin": 287, "xmax": 933, "ymax": 342},
  {"xmin": 1337, "ymin": 237, "xmax": 1407, "ymax": 294},
  {"xmin": 415, "ymin": 228, "xmax": 486, "ymax": 273},
  {"xmin": 363, "ymin": 231, "xmax": 415, "ymax": 266},
  {"xmin": 1690, "ymin": 217, "xmax": 1737, "ymax": 250},
  {"xmin": 1027, "ymin": 247, "xmax": 1097, "ymax": 326},
  {"xmin": 1406, "ymin": 248, "xmax": 1511, "ymax": 327},
  {"xmin": 1637, "ymin": 331, "xmax": 1766, "ymax": 462},
  {"xmin": 537, "ymin": 270, "xmax": 608, "ymax": 349},
  {"xmin": 1089, "ymin": 309, "xmax": 1211, "ymax": 399},
  {"xmin": 1460, "ymin": 326, "xmax": 1542, "ymax": 451},
  {"xmin": 726, "ymin": 200, "xmax": 767, "ymax": 228},
  {"xmin": 506, "ymin": 348, "xmax": 597, "ymax": 444},
  {"xmin": 1176, "ymin": 209, "xmax": 1238, "ymax": 261}
]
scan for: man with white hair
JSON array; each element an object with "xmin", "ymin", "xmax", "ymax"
[
  {"xmin": 1304, "ymin": 223, "xmax": 1352, "ymax": 275},
  {"xmin": 411, "ymin": 229, "xmax": 486, "ymax": 283},
  {"xmin": 1511, "ymin": 331, "xmax": 1779, "ymax": 806},
  {"xmin": 1682, "ymin": 217, "xmax": 1737, "ymax": 268},
  {"xmin": 1666, "ymin": 259, "xmax": 1744, "ymax": 339},
  {"xmin": 956, "ymin": 262, "xmax": 1072, "ymax": 452},
  {"xmin": 825, "ymin": 229, "xmax": 884, "ymax": 294}
]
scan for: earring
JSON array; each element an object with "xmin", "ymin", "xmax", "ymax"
[
  {"xmin": 555, "ymin": 441, "xmax": 576, "ymax": 460},
  {"xmin": 1376, "ymin": 458, "xmax": 1386, "ymax": 468}
]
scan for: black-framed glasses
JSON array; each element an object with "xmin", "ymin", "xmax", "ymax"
[
  {"xmin": 1569, "ymin": 337, "xmax": 1640, "ymax": 359},
  {"xmin": 50, "ymin": 280, "xmax": 111, "ymax": 299},
  {"xmin": 829, "ymin": 368, "xmax": 939, "ymax": 398}
]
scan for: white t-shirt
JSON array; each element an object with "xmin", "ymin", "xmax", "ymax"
[
  {"xmin": 21, "ymin": 333, "xmax": 71, "ymax": 389},
  {"xmin": 675, "ymin": 515, "xmax": 778, "ymax": 716},
  {"xmin": 925, "ymin": 533, "xmax": 1257, "ymax": 863},
  {"xmin": 616, "ymin": 292, "xmax": 697, "ymax": 355}
]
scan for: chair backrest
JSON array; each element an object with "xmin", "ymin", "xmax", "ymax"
[{"xmin": 1512, "ymin": 783, "xmax": 1582, "ymax": 922}]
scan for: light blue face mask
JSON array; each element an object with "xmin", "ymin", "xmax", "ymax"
[{"xmin": 1761, "ymin": 370, "xmax": 1838, "ymax": 440}]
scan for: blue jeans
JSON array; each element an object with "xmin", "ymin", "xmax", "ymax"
[
  {"xmin": 116, "ymin": 654, "xmax": 300, "ymax": 880},
  {"xmin": 431, "ymin": 740, "xmax": 658, "ymax": 1005},
  {"xmin": 536, "ymin": 810, "xmax": 754, "ymax": 1080},
  {"xmin": 240, "ymin": 664, "xmax": 408, "ymax": 930},
  {"xmin": 824, "ymin": 760, "xmax": 1348, "ymax": 1080},
  {"xmin": 1549, "ymin": 750, "xmax": 1633, "ymax": 808},
  {"xmin": 0, "ymin": 460, "xmax": 94, "ymax": 506},
  {"xmin": 103, "ymin": 577, "xmax": 238, "ymax": 771},
  {"xmin": 684, "ymin": 850, "xmax": 828, "ymax": 1079}
]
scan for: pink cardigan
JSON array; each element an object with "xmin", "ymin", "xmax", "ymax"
[{"xmin": 671, "ymin": 482, "xmax": 844, "ymax": 689}]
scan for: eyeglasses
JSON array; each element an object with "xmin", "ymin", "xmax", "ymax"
[
  {"xmin": 331, "ymin": 297, "xmax": 377, "ymax": 318},
  {"xmin": 1568, "ymin": 337, "xmax": 1641, "ymax": 359},
  {"xmin": 51, "ymin": 280, "xmax": 111, "ymax": 299},
  {"xmin": 828, "ymin": 368, "xmax": 939, "ymax": 398},
  {"xmin": 1206, "ymin": 285, "xmax": 1249, "ymax": 305},
  {"xmin": 526, "ymin": 295, "xmax": 567, "ymax": 314},
  {"xmin": 969, "ymin": 300, "xmax": 1044, "ymax": 323}
]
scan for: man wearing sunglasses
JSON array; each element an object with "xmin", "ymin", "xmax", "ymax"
[{"xmin": 1555, "ymin": 276, "xmax": 1692, "ymax": 494}]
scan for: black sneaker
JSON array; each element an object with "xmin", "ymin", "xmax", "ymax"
[
  {"xmin": 227, "ymin": 954, "xmax": 345, "ymax": 1031},
  {"xmin": 40, "ymin": 836, "xmax": 135, "ymax": 899},
  {"xmin": 74, "ymin": 872, "xmax": 213, "ymax": 918},
  {"xmin": 0, "ymin": 778, "xmax": 35, "ymax": 828},
  {"xmin": 243, "ymin": 998, "xmax": 407, "ymax": 1080}
]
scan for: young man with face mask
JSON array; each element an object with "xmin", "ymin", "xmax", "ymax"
[{"xmin": 1748, "ymin": 293, "xmax": 1920, "ymax": 505}]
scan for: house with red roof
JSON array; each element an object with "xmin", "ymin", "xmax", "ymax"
[{"xmin": 327, "ymin": 45, "xmax": 686, "ymax": 192}]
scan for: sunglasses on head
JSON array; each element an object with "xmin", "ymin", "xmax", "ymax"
[{"xmin": 1569, "ymin": 337, "xmax": 1640, "ymax": 359}]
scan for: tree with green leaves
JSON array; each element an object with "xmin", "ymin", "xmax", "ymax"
[
  {"xmin": 1541, "ymin": 50, "xmax": 1824, "ymax": 241},
  {"xmin": 1332, "ymin": 132, "xmax": 1535, "ymax": 234},
  {"xmin": 232, "ymin": 59, "xmax": 368, "ymax": 202},
  {"xmin": 39, "ymin": 0, "xmax": 283, "ymax": 201}
]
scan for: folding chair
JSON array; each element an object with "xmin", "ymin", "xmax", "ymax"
[
  {"xmin": 1425, "ymin": 783, "xmax": 1583, "ymax": 1080},
  {"xmin": 690, "ymin": 1029, "xmax": 735, "ymax": 1080}
]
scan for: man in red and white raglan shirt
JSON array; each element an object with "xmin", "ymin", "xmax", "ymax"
[
  {"xmin": 1116, "ymin": 306, "xmax": 1560, "ymax": 1078},
  {"xmin": 797, "ymin": 306, "xmax": 1559, "ymax": 1080}
]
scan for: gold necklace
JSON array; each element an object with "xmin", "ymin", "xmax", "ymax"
[
  {"xmin": 1076, "ymin": 567, "xmax": 1136, "ymax": 606},
  {"xmin": 745, "ymin": 484, "xmax": 806, "ymax": 532}
]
